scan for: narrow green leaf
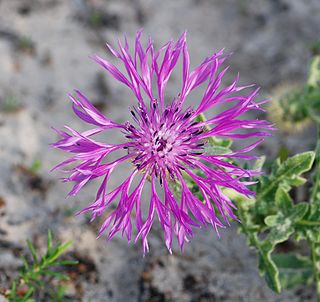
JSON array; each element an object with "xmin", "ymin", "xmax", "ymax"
[
  {"xmin": 47, "ymin": 241, "xmax": 74, "ymax": 264},
  {"xmin": 21, "ymin": 255, "xmax": 30, "ymax": 272},
  {"xmin": 52, "ymin": 260, "xmax": 79, "ymax": 266},
  {"xmin": 47, "ymin": 229, "xmax": 53, "ymax": 251},
  {"xmin": 22, "ymin": 287, "xmax": 35, "ymax": 300},
  {"xmin": 10, "ymin": 280, "xmax": 17, "ymax": 296},
  {"xmin": 57, "ymin": 241, "xmax": 74, "ymax": 254},
  {"xmin": 27, "ymin": 239, "xmax": 38, "ymax": 265},
  {"xmin": 43, "ymin": 270, "xmax": 69, "ymax": 280}
]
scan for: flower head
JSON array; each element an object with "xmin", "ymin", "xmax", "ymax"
[{"xmin": 52, "ymin": 31, "xmax": 272, "ymax": 254}]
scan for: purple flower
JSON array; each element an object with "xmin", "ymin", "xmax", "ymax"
[{"xmin": 52, "ymin": 31, "xmax": 272, "ymax": 254}]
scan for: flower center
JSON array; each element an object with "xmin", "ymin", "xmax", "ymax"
[
  {"xmin": 156, "ymin": 138, "xmax": 167, "ymax": 152},
  {"xmin": 124, "ymin": 101, "xmax": 205, "ymax": 179},
  {"xmin": 152, "ymin": 128, "xmax": 174, "ymax": 156}
]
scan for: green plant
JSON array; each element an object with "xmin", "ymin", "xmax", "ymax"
[
  {"xmin": 16, "ymin": 36, "xmax": 35, "ymax": 54},
  {"xmin": 1, "ymin": 95, "xmax": 22, "ymax": 113},
  {"xmin": 236, "ymin": 151, "xmax": 317, "ymax": 293},
  {"xmin": 232, "ymin": 52, "xmax": 320, "ymax": 298},
  {"xmin": 4, "ymin": 230, "xmax": 78, "ymax": 302},
  {"xmin": 172, "ymin": 51, "xmax": 320, "ymax": 299},
  {"xmin": 29, "ymin": 160, "xmax": 42, "ymax": 174},
  {"xmin": 268, "ymin": 55, "xmax": 320, "ymax": 133}
]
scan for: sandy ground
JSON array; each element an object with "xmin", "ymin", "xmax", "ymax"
[{"xmin": 0, "ymin": 0, "xmax": 320, "ymax": 301}]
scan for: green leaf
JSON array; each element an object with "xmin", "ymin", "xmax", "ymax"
[
  {"xmin": 209, "ymin": 136, "xmax": 233, "ymax": 148},
  {"xmin": 10, "ymin": 280, "xmax": 17, "ymax": 296},
  {"xmin": 223, "ymin": 188, "xmax": 253, "ymax": 205},
  {"xmin": 27, "ymin": 240, "xmax": 38, "ymax": 265},
  {"xmin": 308, "ymin": 203, "xmax": 320, "ymax": 222},
  {"xmin": 21, "ymin": 255, "xmax": 30, "ymax": 272},
  {"xmin": 272, "ymin": 253, "xmax": 312, "ymax": 269},
  {"xmin": 22, "ymin": 288, "xmax": 35, "ymax": 300},
  {"xmin": 58, "ymin": 241, "xmax": 74, "ymax": 254},
  {"xmin": 289, "ymin": 203, "xmax": 309, "ymax": 222},
  {"xmin": 258, "ymin": 241, "xmax": 281, "ymax": 293},
  {"xmin": 195, "ymin": 113, "xmax": 233, "ymax": 148},
  {"xmin": 264, "ymin": 215, "xmax": 279, "ymax": 227},
  {"xmin": 43, "ymin": 270, "xmax": 69, "ymax": 280},
  {"xmin": 10, "ymin": 230, "xmax": 77, "ymax": 302},
  {"xmin": 265, "ymin": 203, "xmax": 308, "ymax": 243},
  {"xmin": 308, "ymin": 55, "xmax": 320, "ymax": 89},
  {"xmin": 266, "ymin": 218, "xmax": 294, "ymax": 244},
  {"xmin": 258, "ymin": 151, "xmax": 315, "ymax": 200},
  {"xmin": 47, "ymin": 241, "xmax": 74, "ymax": 265},
  {"xmin": 30, "ymin": 160, "xmax": 42, "ymax": 173},
  {"xmin": 310, "ymin": 109, "xmax": 320, "ymax": 124},
  {"xmin": 253, "ymin": 156, "xmax": 266, "ymax": 173},
  {"xmin": 279, "ymin": 270, "xmax": 313, "ymax": 289},
  {"xmin": 295, "ymin": 203, "xmax": 320, "ymax": 242},
  {"xmin": 257, "ymin": 201, "xmax": 309, "ymax": 293},
  {"xmin": 52, "ymin": 260, "xmax": 79, "ymax": 266},
  {"xmin": 204, "ymin": 145, "xmax": 232, "ymax": 156},
  {"xmin": 47, "ymin": 229, "xmax": 53, "ymax": 251},
  {"xmin": 275, "ymin": 187, "xmax": 293, "ymax": 213},
  {"xmin": 310, "ymin": 241, "xmax": 320, "ymax": 298},
  {"xmin": 271, "ymin": 253, "xmax": 313, "ymax": 290},
  {"xmin": 285, "ymin": 175, "xmax": 308, "ymax": 187},
  {"xmin": 255, "ymin": 152, "xmax": 315, "ymax": 219},
  {"xmin": 311, "ymin": 128, "xmax": 320, "ymax": 204},
  {"xmin": 237, "ymin": 205, "xmax": 281, "ymax": 293},
  {"xmin": 280, "ymin": 151, "xmax": 314, "ymax": 183},
  {"xmin": 311, "ymin": 40, "xmax": 320, "ymax": 55},
  {"xmin": 278, "ymin": 145, "xmax": 289, "ymax": 162}
]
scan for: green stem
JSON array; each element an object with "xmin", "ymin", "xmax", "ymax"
[
  {"xmin": 310, "ymin": 124, "xmax": 320, "ymax": 302},
  {"xmin": 311, "ymin": 125, "xmax": 320, "ymax": 203},
  {"xmin": 297, "ymin": 220, "xmax": 320, "ymax": 226},
  {"xmin": 310, "ymin": 240, "xmax": 320, "ymax": 302}
]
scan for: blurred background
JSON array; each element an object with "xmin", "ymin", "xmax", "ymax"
[{"xmin": 0, "ymin": 0, "xmax": 320, "ymax": 301}]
